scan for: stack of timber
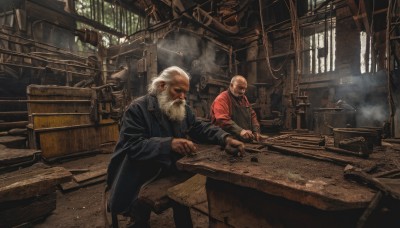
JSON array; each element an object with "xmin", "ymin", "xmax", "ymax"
[
  {"xmin": 0, "ymin": 144, "xmax": 41, "ymax": 174},
  {"xmin": 383, "ymin": 138, "xmax": 400, "ymax": 151},
  {"xmin": 0, "ymin": 98, "xmax": 29, "ymax": 130},
  {"xmin": 0, "ymin": 97, "xmax": 30, "ymax": 149},
  {"xmin": 0, "ymin": 164, "xmax": 71, "ymax": 227},
  {"xmin": 27, "ymin": 85, "xmax": 119, "ymax": 159}
]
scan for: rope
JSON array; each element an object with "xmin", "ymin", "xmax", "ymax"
[{"xmin": 258, "ymin": 0, "xmax": 279, "ymax": 80}]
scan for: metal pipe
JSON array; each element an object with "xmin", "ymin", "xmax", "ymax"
[{"xmin": 0, "ymin": 30, "xmax": 89, "ymax": 60}]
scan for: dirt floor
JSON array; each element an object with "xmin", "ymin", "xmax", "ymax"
[{"xmin": 32, "ymin": 153, "xmax": 208, "ymax": 228}]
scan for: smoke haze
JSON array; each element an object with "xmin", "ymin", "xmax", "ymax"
[{"xmin": 157, "ymin": 34, "xmax": 222, "ymax": 74}]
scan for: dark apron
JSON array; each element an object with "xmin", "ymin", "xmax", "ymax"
[{"xmin": 230, "ymin": 94, "xmax": 252, "ymax": 140}]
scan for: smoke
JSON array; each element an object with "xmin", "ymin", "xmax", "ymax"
[
  {"xmin": 357, "ymin": 105, "xmax": 388, "ymax": 126},
  {"xmin": 197, "ymin": 42, "xmax": 219, "ymax": 73},
  {"xmin": 157, "ymin": 34, "xmax": 222, "ymax": 74},
  {"xmin": 334, "ymin": 71, "xmax": 389, "ymax": 127},
  {"xmin": 358, "ymin": 105, "xmax": 387, "ymax": 122},
  {"xmin": 157, "ymin": 35, "xmax": 199, "ymax": 68}
]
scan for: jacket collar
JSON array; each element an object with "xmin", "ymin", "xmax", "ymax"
[
  {"xmin": 147, "ymin": 94, "xmax": 159, "ymax": 112},
  {"xmin": 147, "ymin": 94, "xmax": 164, "ymax": 120}
]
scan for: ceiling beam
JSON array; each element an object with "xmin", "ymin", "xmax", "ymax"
[
  {"xmin": 359, "ymin": 0, "xmax": 372, "ymax": 34},
  {"xmin": 346, "ymin": 0, "xmax": 363, "ymax": 31}
]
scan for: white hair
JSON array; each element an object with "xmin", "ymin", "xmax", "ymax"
[{"xmin": 148, "ymin": 66, "xmax": 190, "ymax": 95}]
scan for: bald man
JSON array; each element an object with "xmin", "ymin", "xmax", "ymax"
[{"xmin": 210, "ymin": 75, "xmax": 261, "ymax": 142}]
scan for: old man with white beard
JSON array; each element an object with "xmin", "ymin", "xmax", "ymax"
[{"xmin": 107, "ymin": 66, "xmax": 244, "ymax": 228}]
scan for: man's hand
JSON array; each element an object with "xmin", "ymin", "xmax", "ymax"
[
  {"xmin": 171, "ymin": 138, "xmax": 197, "ymax": 156},
  {"xmin": 225, "ymin": 136, "xmax": 245, "ymax": 156},
  {"xmin": 240, "ymin": 129, "xmax": 254, "ymax": 140}
]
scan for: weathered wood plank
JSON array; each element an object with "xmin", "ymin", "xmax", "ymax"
[
  {"xmin": 60, "ymin": 176, "xmax": 106, "ymax": 192},
  {"xmin": 0, "ymin": 147, "xmax": 39, "ymax": 166},
  {"xmin": 28, "ymin": 102, "xmax": 91, "ymax": 114},
  {"xmin": 0, "ymin": 135, "xmax": 26, "ymax": 148},
  {"xmin": 168, "ymin": 174, "xmax": 208, "ymax": 215},
  {"xmin": 383, "ymin": 138, "xmax": 400, "ymax": 144},
  {"xmin": 138, "ymin": 172, "xmax": 193, "ymax": 214},
  {"xmin": 0, "ymin": 111, "xmax": 28, "ymax": 116},
  {"xmin": 38, "ymin": 122, "xmax": 118, "ymax": 159},
  {"xmin": 177, "ymin": 145, "xmax": 376, "ymax": 211},
  {"xmin": 258, "ymin": 142, "xmax": 376, "ymax": 167},
  {"xmin": 0, "ymin": 121, "xmax": 28, "ymax": 131},
  {"xmin": 206, "ymin": 178, "xmax": 367, "ymax": 228},
  {"xmin": 27, "ymin": 85, "xmax": 92, "ymax": 115},
  {"xmin": 8, "ymin": 128, "xmax": 28, "ymax": 136},
  {"xmin": 73, "ymin": 167, "xmax": 107, "ymax": 183},
  {"xmin": 27, "ymin": 85, "xmax": 92, "ymax": 97},
  {"xmin": 0, "ymin": 165, "xmax": 72, "ymax": 202},
  {"xmin": 0, "ymin": 193, "xmax": 56, "ymax": 227},
  {"xmin": 32, "ymin": 113, "xmax": 92, "ymax": 129}
]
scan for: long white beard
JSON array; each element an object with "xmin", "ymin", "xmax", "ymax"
[{"xmin": 157, "ymin": 90, "xmax": 186, "ymax": 122}]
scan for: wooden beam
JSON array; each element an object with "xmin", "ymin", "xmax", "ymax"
[
  {"xmin": 347, "ymin": 0, "xmax": 363, "ymax": 30},
  {"xmin": 353, "ymin": 8, "xmax": 388, "ymax": 20},
  {"xmin": 0, "ymin": 121, "xmax": 28, "ymax": 131},
  {"xmin": 346, "ymin": 0, "xmax": 359, "ymax": 15}
]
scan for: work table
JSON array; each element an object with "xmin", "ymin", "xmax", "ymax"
[{"xmin": 176, "ymin": 135, "xmax": 400, "ymax": 227}]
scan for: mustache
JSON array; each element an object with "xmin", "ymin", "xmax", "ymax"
[
  {"xmin": 172, "ymin": 99, "xmax": 184, "ymax": 105},
  {"xmin": 157, "ymin": 90, "xmax": 186, "ymax": 121}
]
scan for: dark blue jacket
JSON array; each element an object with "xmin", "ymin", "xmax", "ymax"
[{"xmin": 107, "ymin": 94, "xmax": 228, "ymax": 213}]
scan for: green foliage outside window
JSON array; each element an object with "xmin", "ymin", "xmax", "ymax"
[{"xmin": 74, "ymin": 0, "xmax": 144, "ymax": 40}]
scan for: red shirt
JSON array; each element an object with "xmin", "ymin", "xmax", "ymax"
[{"xmin": 210, "ymin": 90, "xmax": 260, "ymax": 136}]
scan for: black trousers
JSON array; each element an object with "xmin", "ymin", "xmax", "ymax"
[
  {"xmin": 172, "ymin": 201, "xmax": 193, "ymax": 228},
  {"xmin": 128, "ymin": 200, "xmax": 193, "ymax": 228}
]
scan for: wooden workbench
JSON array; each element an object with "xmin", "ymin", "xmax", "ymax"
[{"xmin": 176, "ymin": 143, "xmax": 399, "ymax": 227}]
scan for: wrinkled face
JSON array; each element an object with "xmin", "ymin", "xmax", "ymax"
[
  {"xmin": 230, "ymin": 78, "xmax": 247, "ymax": 97},
  {"xmin": 165, "ymin": 74, "xmax": 189, "ymax": 103},
  {"xmin": 157, "ymin": 74, "xmax": 189, "ymax": 121}
]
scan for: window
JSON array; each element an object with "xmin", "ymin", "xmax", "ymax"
[
  {"xmin": 74, "ymin": 0, "xmax": 144, "ymax": 36},
  {"xmin": 0, "ymin": 11, "xmax": 14, "ymax": 28},
  {"xmin": 308, "ymin": 0, "xmax": 326, "ymax": 11},
  {"xmin": 304, "ymin": 23, "xmax": 336, "ymax": 74},
  {"xmin": 360, "ymin": 31, "xmax": 372, "ymax": 74}
]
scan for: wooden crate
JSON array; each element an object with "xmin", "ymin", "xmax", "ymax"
[
  {"xmin": 38, "ymin": 121, "xmax": 119, "ymax": 159},
  {"xmin": 26, "ymin": 85, "xmax": 119, "ymax": 158},
  {"xmin": 27, "ymin": 85, "xmax": 92, "ymax": 118}
]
